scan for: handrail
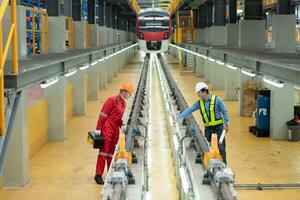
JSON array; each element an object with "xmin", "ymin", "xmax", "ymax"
[
  {"xmin": 25, "ymin": 6, "xmax": 48, "ymax": 55},
  {"xmin": 61, "ymin": 16, "xmax": 74, "ymax": 50},
  {"xmin": 0, "ymin": 0, "xmax": 19, "ymax": 136}
]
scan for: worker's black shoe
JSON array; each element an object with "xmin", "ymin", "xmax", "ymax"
[{"xmin": 94, "ymin": 175, "xmax": 104, "ymax": 185}]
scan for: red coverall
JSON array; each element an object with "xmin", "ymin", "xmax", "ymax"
[{"xmin": 95, "ymin": 94, "xmax": 126, "ymax": 176}]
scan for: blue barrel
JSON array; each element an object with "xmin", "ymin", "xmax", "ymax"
[{"xmin": 256, "ymin": 90, "xmax": 270, "ymax": 131}]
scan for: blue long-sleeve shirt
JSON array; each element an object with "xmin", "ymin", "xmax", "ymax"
[{"xmin": 177, "ymin": 95, "xmax": 229, "ymax": 126}]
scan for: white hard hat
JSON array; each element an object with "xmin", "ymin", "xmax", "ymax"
[{"xmin": 195, "ymin": 82, "xmax": 208, "ymax": 93}]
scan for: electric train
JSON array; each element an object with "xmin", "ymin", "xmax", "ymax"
[{"xmin": 136, "ymin": 8, "xmax": 171, "ymax": 53}]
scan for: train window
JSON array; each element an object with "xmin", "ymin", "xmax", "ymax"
[{"xmin": 138, "ymin": 15, "xmax": 170, "ymax": 32}]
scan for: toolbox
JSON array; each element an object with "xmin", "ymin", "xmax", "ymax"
[{"xmin": 87, "ymin": 131, "xmax": 105, "ymax": 149}]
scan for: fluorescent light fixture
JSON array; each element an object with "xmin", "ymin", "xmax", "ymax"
[
  {"xmin": 216, "ymin": 60, "xmax": 225, "ymax": 65},
  {"xmin": 168, "ymin": 115, "xmax": 173, "ymax": 126},
  {"xmin": 208, "ymin": 57, "xmax": 216, "ymax": 62},
  {"xmin": 263, "ymin": 77, "xmax": 284, "ymax": 88},
  {"xmin": 201, "ymin": 55, "xmax": 208, "ymax": 59},
  {"xmin": 173, "ymin": 135, "xmax": 179, "ymax": 151},
  {"xmin": 169, "ymin": 44, "xmax": 203, "ymax": 58},
  {"xmin": 91, "ymin": 60, "xmax": 98, "ymax": 66},
  {"xmin": 295, "ymin": 85, "xmax": 300, "ymax": 91},
  {"xmin": 40, "ymin": 76, "xmax": 59, "ymax": 88},
  {"xmin": 241, "ymin": 69, "xmax": 256, "ymax": 77},
  {"xmin": 80, "ymin": 63, "xmax": 90, "ymax": 70},
  {"xmin": 64, "ymin": 69, "xmax": 77, "ymax": 77},
  {"xmin": 165, "ymin": 102, "xmax": 170, "ymax": 111},
  {"xmin": 98, "ymin": 58, "xmax": 105, "ymax": 62},
  {"xmin": 145, "ymin": 192, "xmax": 151, "ymax": 200},
  {"xmin": 179, "ymin": 167, "xmax": 189, "ymax": 193},
  {"xmin": 226, "ymin": 64, "xmax": 238, "ymax": 70}
]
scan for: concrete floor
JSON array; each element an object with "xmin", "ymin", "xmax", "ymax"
[
  {"xmin": 0, "ymin": 51, "xmax": 300, "ymax": 200},
  {"xmin": 148, "ymin": 54, "xmax": 178, "ymax": 199}
]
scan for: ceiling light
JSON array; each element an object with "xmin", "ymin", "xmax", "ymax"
[
  {"xmin": 64, "ymin": 69, "xmax": 77, "ymax": 77},
  {"xmin": 241, "ymin": 69, "xmax": 256, "ymax": 77},
  {"xmin": 263, "ymin": 77, "xmax": 284, "ymax": 88},
  {"xmin": 226, "ymin": 64, "xmax": 238, "ymax": 70},
  {"xmin": 80, "ymin": 63, "xmax": 90, "ymax": 70},
  {"xmin": 40, "ymin": 76, "xmax": 59, "ymax": 88}
]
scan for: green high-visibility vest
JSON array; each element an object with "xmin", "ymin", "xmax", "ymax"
[{"xmin": 199, "ymin": 95, "xmax": 223, "ymax": 127}]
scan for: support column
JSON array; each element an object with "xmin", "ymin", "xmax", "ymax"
[
  {"xmin": 74, "ymin": 21, "xmax": 85, "ymax": 49},
  {"xmin": 3, "ymin": 89, "xmax": 29, "ymax": 187},
  {"xmin": 269, "ymin": 83, "xmax": 294, "ymax": 140},
  {"xmin": 70, "ymin": 70, "xmax": 86, "ymax": 115},
  {"xmin": 72, "ymin": 0, "xmax": 81, "ymax": 21},
  {"xmin": 195, "ymin": 56, "xmax": 205, "ymax": 77},
  {"xmin": 225, "ymin": 67, "xmax": 240, "ymax": 100},
  {"xmin": 210, "ymin": 0, "xmax": 227, "ymax": 46},
  {"xmin": 87, "ymin": 66, "xmax": 99, "ymax": 100},
  {"xmin": 210, "ymin": 62, "xmax": 226, "ymax": 90},
  {"xmin": 204, "ymin": 59, "xmax": 211, "ymax": 83},
  {"xmin": 88, "ymin": 0, "xmax": 99, "ymax": 47},
  {"xmin": 48, "ymin": 16, "xmax": 66, "ymax": 53},
  {"xmin": 43, "ymin": 77, "xmax": 67, "ymax": 141},
  {"xmin": 46, "ymin": 0, "xmax": 59, "ymax": 16},
  {"xmin": 198, "ymin": 4, "xmax": 206, "ymax": 44},
  {"xmin": 107, "ymin": 56, "xmax": 113, "ymax": 83},
  {"xmin": 204, "ymin": 1, "xmax": 213, "ymax": 45},
  {"xmin": 98, "ymin": 59, "xmax": 108, "ymax": 90},
  {"xmin": 272, "ymin": 0, "xmax": 295, "ymax": 53},
  {"xmin": 239, "ymin": 0, "xmax": 265, "ymax": 48},
  {"xmin": 64, "ymin": 0, "xmax": 72, "ymax": 17},
  {"xmin": 87, "ymin": 0, "xmax": 95, "ymax": 24},
  {"xmin": 98, "ymin": 0, "xmax": 104, "ymax": 26},
  {"xmin": 227, "ymin": 0, "xmax": 238, "ymax": 47},
  {"xmin": 113, "ymin": 56, "xmax": 118, "ymax": 77}
]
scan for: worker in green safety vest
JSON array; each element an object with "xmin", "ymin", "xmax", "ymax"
[{"xmin": 177, "ymin": 82, "xmax": 229, "ymax": 164}]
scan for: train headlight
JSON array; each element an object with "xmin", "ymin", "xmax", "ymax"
[
  {"xmin": 164, "ymin": 32, "xmax": 169, "ymax": 39},
  {"xmin": 139, "ymin": 32, "xmax": 144, "ymax": 39}
]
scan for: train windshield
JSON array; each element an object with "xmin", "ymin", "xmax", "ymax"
[{"xmin": 138, "ymin": 12, "xmax": 169, "ymax": 32}]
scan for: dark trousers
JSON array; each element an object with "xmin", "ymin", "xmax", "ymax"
[{"xmin": 205, "ymin": 125, "xmax": 227, "ymax": 164}]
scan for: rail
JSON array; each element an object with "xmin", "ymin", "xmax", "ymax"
[
  {"xmin": 157, "ymin": 53, "xmax": 237, "ymax": 200},
  {"xmin": 25, "ymin": 6, "xmax": 48, "ymax": 55},
  {"xmin": 0, "ymin": 0, "xmax": 19, "ymax": 136}
]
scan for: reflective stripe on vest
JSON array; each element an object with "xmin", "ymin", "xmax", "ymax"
[{"xmin": 199, "ymin": 95, "xmax": 223, "ymax": 127}]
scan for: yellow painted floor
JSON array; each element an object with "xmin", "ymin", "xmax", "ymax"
[
  {"xmin": 148, "ymin": 55, "xmax": 178, "ymax": 199},
  {"xmin": 0, "ymin": 53, "xmax": 143, "ymax": 200},
  {"xmin": 165, "ymin": 53, "xmax": 300, "ymax": 200}
]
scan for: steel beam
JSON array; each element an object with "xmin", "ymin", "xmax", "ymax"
[
  {"xmin": 213, "ymin": 0, "xmax": 226, "ymax": 26},
  {"xmin": 244, "ymin": 0, "xmax": 263, "ymax": 20},
  {"xmin": 72, "ymin": 0, "xmax": 81, "ymax": 21},
  {"xmin": 88, "ymin": 0, "xmax": 95, "ymax": 24},
  {"xmin": 47, "ymin": 0, "xmax": 59, "ymax": 16}
]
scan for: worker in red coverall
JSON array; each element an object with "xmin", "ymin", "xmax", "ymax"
[{"xmin": 94, "ymin": 83, "xmax": 134, "ymax": 185}]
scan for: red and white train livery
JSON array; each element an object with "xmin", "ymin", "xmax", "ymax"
[{"xmin": 136, "ymin": 8, "xmax": 171, "ymax": 53}]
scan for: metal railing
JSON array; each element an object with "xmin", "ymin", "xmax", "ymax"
[
  {"xmin": 263, "ymin": 0, "xmax": 277, "ymax": 6},
  {"xmin": 0, "ymin": 0, "xmax": 19, "ymax": 136},
  {"xmin": 25, "ymin": 6, "xmax": 48, "ymax": 55},
  {"xmin": 61, "ymin": 16, "xmax": 74, "ymax": 50}
]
